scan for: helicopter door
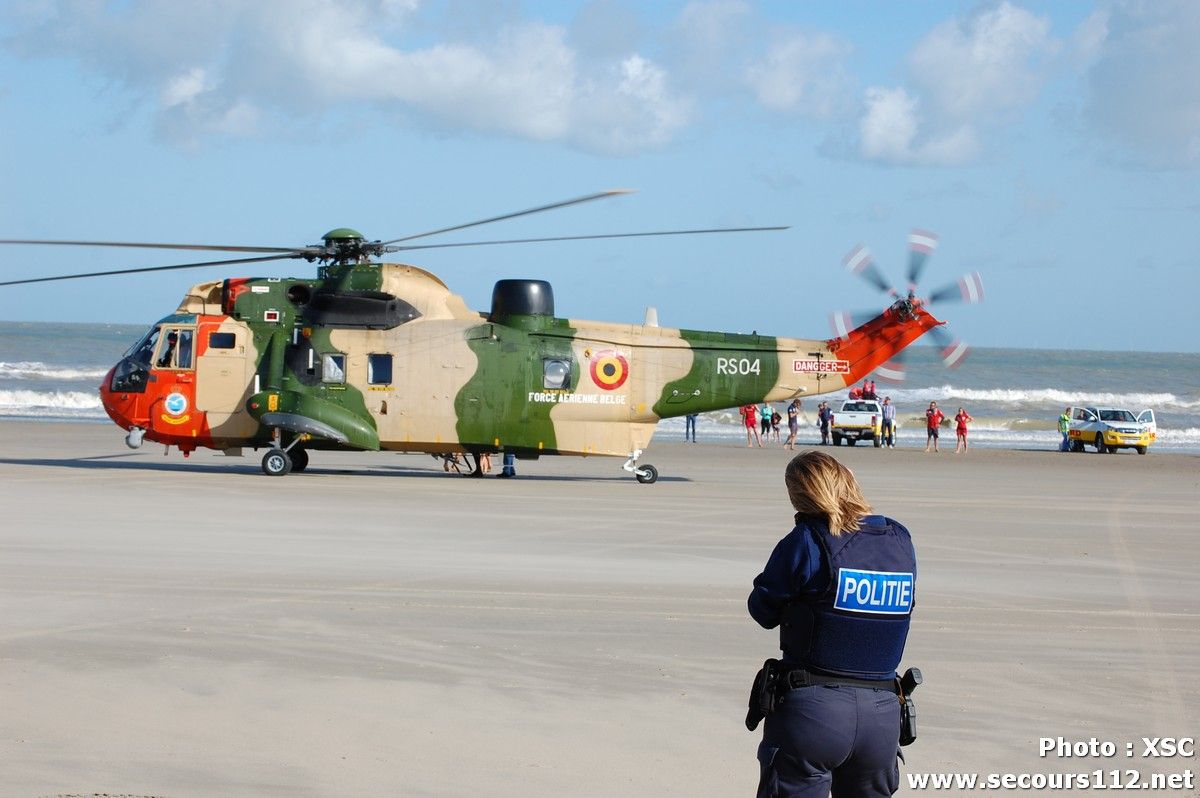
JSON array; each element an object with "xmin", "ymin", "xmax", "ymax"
[
  {"xmin": 195, "ymin": 323, "xmax": 258, "ymax": 438},
  {"xmin": 147, "ymin": 326, "xmax": 197, "ymax": 436}
]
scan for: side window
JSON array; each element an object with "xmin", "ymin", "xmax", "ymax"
[
  {"xmin": 155, "ymin": 327, "xmax": 194, "ymax": 369},
  {"xmin": 543, "ymin": 358, "xmax": 572, "ymax": 390},
  {"xmin": 209, "ymin": 332, "xmax": 237, "ymax": 349},
  {"xmin": 368, "ymin": 353, "xmax": 393, "ymax": 385},
  {"xmin": 322, "ymin": 353, "xmax": 346, "ymax": 384}
]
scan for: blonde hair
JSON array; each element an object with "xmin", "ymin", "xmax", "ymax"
[{"xmin": 784, "ymin": 451, "xmax": 872, "ymax": 536}]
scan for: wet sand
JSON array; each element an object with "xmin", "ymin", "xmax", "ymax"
[{"xmin": 1, "ymin": 420, "xmax": 1197, "ymax": 796}]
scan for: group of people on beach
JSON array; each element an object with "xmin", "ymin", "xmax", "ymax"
[
  {"xmin": 704, "ymin": 390, "xmax": 978, "ymax": 453},
  {"xmin": 923, "ymin": 401, "xmax": 974, "ymax": 453}
]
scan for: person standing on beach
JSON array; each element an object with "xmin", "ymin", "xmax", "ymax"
[
  {"xmin": 818, "ymin": 402, "xmax": 833, "ymax": 445},
  {"xmin": 742, "ymin": 404, "xmax": 763, "ymax": 448},
  {"xmin": 881, "ymin": 396, "xmax": 897, "ymax": 448},
  {"xmin": 761, "ymin": 403, "xmax": 773, "ymax": 442},
  {"xmin": 953, "ymin": 407, "xmax": 974, "ymax": 453},
  {"xmin": 784, "ymin": 400, "xmax": 801, "ymax": 450},
  {"xmin": 924, "ymin": 401, "xmax": 945, "ymax": 453},
  {"xmin": 1058, "ymin": 408, "xmax": 1071, "ymax": 452},
  {"xmin": 685, "ymin": 413, "xmax": 699, "ymax": 443},
  {"xmin": 748, "ymin": 451, "xmax": 916, "ymax": 798}
]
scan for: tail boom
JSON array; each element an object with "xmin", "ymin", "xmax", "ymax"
[{"xmin": 827, "ymin": 301, "xmax": 943, "ymax": 387}]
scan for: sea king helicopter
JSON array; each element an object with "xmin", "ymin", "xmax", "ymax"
[{"xmin": 0, "ymin": 191, "xmax": 981, "ymax": 482}]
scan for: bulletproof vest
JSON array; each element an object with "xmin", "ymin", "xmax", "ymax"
[{"xmin": 780, "ymin": 515, "xmax": 916, "ymax": 680}]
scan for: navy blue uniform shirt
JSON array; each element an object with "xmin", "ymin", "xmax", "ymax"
[{"xmin": 748, "ymin": 518, "xmax": 829, "ymax": 634}]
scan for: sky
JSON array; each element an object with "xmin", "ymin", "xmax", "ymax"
[{"xmin": 1, "ymin": 0, "xmax": 1198, "ymax": 353}]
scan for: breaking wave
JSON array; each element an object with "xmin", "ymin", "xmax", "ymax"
[
  {"xmin": 0, "ymin": 361, "xmax": 110, "ymax": 381},
  {"xmin": 878, "ymin": 385, "xmax": 1198, "ymax": 410},
  {"xmin": 0, "ymin": 389, "xmax": 105, "ymax": 418}
]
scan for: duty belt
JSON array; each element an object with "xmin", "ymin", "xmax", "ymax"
[{"xmin": 782, "ymin": 667, "xmax": 898, "ymax": 694}]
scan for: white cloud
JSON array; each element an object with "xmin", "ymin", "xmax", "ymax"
[
  {"xmin": 856, "ymin": 2, "xmax": 1058, "ymax": 166},
  {"xmin": 859, "ymin": 86, "xmax": 978, "ymax": 166},
  {"xmin": 6, "ymin": 0, "xmax": 688, "ymax": 154},
  {"xmin": 909, "ymin": 1, "xmax": 1057, "ymax": 124},
  {"xmin": 744, "ymin": 32, "xmax": 853, "ymax": 119},
  {"xmin": 1082, "ymin": 0, "xmax": 1200, "ymax": 167},
  {"xmin": 666, "ymin": 0, "xmax": 753, "ymax": 95}
]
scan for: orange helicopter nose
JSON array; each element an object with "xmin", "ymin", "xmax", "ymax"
[{"xmin": 98, "ymin": 366, "xmax": 144, "ymax": 447}]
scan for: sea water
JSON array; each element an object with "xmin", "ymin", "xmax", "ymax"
[{"xmin": 2, "ymin": 321, "xmax": 1198, "ymax": 453}]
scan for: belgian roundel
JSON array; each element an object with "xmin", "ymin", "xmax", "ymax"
[{"xmin": 589, "ymin": 351, "xmax": 629, "ymax": 390}]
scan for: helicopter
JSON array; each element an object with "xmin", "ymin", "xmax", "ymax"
[{"xmin": 1, "ymin": 191, "xmax": 968, "ymax": 482}]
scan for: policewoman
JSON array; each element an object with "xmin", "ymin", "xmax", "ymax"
[{"xmin": 748, "ymin": 451, "xmax": 916, "ymax": 798}]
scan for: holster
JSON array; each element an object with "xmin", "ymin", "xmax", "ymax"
[
  {"xmin": 745, "ymin": 658, "xmax": 783, "ymax": 731},
  {"xmin": 897, "ymin": 667, "xmax": 923, "ymax": 746}
]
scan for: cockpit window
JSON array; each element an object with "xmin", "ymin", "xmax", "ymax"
[
  {"xmin": 125, "ymin": 326, "xmax": 161, "ymax": 365},
  {"xmin": 155, "ymin": 328, "xmax": 194, "ymax": 369}
]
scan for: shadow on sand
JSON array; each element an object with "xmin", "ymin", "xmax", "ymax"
[{"xmin": 0, "ymin": 454, "xmax": 690, "ymax": 483}]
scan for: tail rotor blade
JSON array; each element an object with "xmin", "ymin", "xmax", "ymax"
[
  {"xmin": 842, "ymin": 245, "xmax": 897, "ymax": 296},
  {"xmin": 875, "ymin": 353, "xmax": 907, "ymax": 383},
  {"xmin": 928, "ymin": 325, "xmax": 971, "ymax": 369},
  {"xmin": 926, "ymin": 271, "xmax": 984, "ymax": 305},
  {"xmin": 829, "ymin": 308, "xmax": 883, "ymax": 338},
  {"xmin": 906, "ymin": 229, "xmax": 938, "ymax": 289}
]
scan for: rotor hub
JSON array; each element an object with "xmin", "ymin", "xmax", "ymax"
[{"xmin": 310, "ymin": 228, "xmax": 384, "ymax": 264}]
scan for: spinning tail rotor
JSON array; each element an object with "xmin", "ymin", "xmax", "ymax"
[{"xmin": 832, "ymin": 228, "xmax": 984, "ymax": 382}]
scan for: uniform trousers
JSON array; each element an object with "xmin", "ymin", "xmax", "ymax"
[{"xmin": 757, "ymin": 684, "xmax": 900, "ymax": 798}]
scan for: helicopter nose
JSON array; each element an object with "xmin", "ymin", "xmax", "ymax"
[{"xmin": 98, "ymin": 366, "xmax": 132, "ymax": 429}]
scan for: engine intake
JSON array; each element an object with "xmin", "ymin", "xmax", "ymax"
[{"xmin": 489, "ymin": 279, "xmax": 554, "ymax": 324}]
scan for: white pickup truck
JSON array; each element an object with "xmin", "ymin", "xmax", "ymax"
[
  {"xmin": 1067, "ymin": 406, "xmax": 1157, "ymax": 454},
  {"xmin": 831, "ymin": 399, "xmax": 884, "ymax": 447}
]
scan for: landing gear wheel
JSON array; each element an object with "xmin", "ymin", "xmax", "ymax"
[
  {"xmin": 1094, "ymin": 433, "xmax": 1106, "ymax": 454},
  {"xmin": 635, "ymin": 464, "xmax": 659, "ymax": 484},
  {"xmin": 262, "ymin": 448, "xmax": 292, "ymax": 476},
  {"xmin": 289, "ymin": 447, "xmax": 309, "ymax": 473}
]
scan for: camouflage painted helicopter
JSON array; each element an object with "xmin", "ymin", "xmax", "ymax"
[{"xmin": 1, "ymin": 191, "xmax": 978, "ymax": 482}]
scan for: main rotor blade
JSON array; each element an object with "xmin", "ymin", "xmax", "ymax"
[
  {"xmin": 926, "ymin": 272, "xmax": 984, "ymax": 305},
  {"xmin": 387, "ymin": 225, "xmax": 789, "ymax": 252},
  {"xmin": 0, "ymin": 238, "xmax": 309, "ymax": 255},
  {"xmin": 0, "ymin": 253, "xmax": 299, "ymax": 287},
  {"xmin": 905, "ymin": 229, "xmax": 938, "ymax": 289},
  {"xmin": 842, "ymin": 245, "xmax": 897, "ymax": 296},
  {"xmin": 379, "ymin": 189, "xmax": 635, "ymax": 246}
]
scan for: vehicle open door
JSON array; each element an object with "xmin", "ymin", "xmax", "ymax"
[{"xmin": 1138, "ymin": 409, "xmax": 1157, "ymax": 441}]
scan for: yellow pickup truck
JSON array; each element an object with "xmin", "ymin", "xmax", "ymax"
[{"xmin": 1067, "ymin": 406, "xmax": 1157, "ymax": 454}]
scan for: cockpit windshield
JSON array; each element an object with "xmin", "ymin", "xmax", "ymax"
[
  {"xmin": 1098, "ymin": 409, "xmax": 1136, "ymax": 422},
  {"xmin": 124, "ymin": 325, "xmax": 161, "ymax": 365}
]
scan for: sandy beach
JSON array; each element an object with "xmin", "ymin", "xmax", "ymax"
[{"xmin": 1, "ymin": 420, "xmax": 1196, "ymax": 796}]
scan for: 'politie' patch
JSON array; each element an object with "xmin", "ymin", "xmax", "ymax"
[{"xmin": 834, "ymin": 568, "xmax": 914, "ymax": 615}]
